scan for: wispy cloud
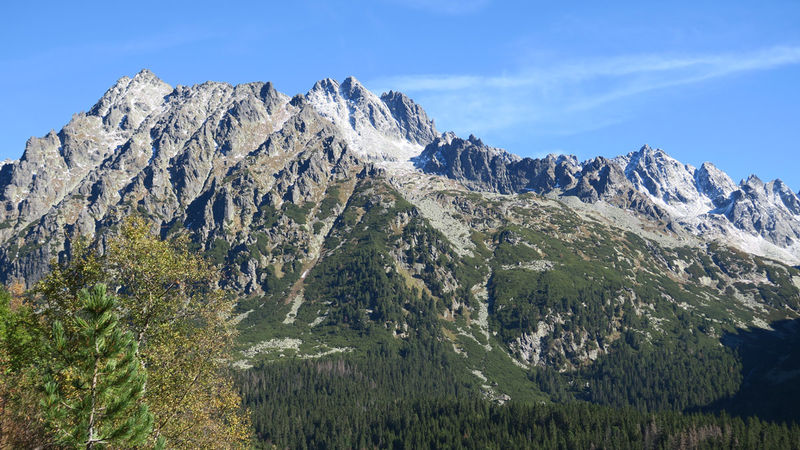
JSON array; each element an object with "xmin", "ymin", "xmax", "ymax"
[
  {"xmin": 378, "ymin": 46, "xmax": 800, "ymax": 92},
  {"xmin": 368, "ymin": 46, "xmax": 800, "ymax": 138}
]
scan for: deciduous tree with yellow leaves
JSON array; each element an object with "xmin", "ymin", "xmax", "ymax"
[{"xmin": 36, "ymin": 216, "xmax": 252, "ymax": 448}]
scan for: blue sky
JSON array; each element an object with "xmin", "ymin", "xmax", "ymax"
[{"xmin": 2, "ymin": 0, "xmax": 799, "ymax": 190}]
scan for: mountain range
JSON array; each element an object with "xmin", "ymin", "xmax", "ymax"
[
  {"xmin": 1, "ymin": 69, "xmax": 798, "ymax": 292},
  {"xmin": 3, "ymin": 71, "xmax": 800, "ymax": 435}
]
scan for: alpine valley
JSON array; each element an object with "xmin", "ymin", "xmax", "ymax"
[{"xmin": 4, "ymin": 70, "xmax": 800, "ymax": 447}]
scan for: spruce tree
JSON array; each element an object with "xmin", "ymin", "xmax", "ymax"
[{"xmin": 42, "ymin": 284, "xmax": 152, "ymax": 448}]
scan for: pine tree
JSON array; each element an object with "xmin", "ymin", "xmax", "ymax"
[{"xmin": 41, "ymin": 284, "xmax": 153, "ymax": 448}]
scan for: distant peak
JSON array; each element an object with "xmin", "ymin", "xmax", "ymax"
[
  {"xmin": 744, "ymin": 174, "xmax": 764, "ymax": 186},
  {"xmin": 697, "ymin": 162, "xmax": 730, "ymax": 179},
  {"xmin": 341, "ymin": 75, "xmax": 362, "ymax": 86},
  {"xmin": 129, "ymin": 69, "xmax": 168, "ymax": 87},
  {"xmin": 258, "ymin": 81, "xmax": 279, "ymax": 100},
  {"xmin": 543, "ymin": 153, "xmax": 578, "ymax": 166},
  {"xmin": 289, "ymin": 93, "xmax": 306, "ymax": 107},
  {"xmin": 625, "ymin": 145, "xmax": 674, "ymax": 166},
  {"xmin": 134, "ymin": 68, "xmax": 156, "ymax": 78},
  {"xmin": 105, "ymin": 69, "xmax": 168, "ymax": 92},
  {"xmin": 88, "ymin": 70, "xmax": 172, "ymax": 126},
  {"xmin": 380, "ymin": 90, "xmax": 410, "ymax": 102},
  {"xmin": 699, "ymin": 161, "xmax": 716, "ymax": 170},
  {"xmin": 340, "ymin": 76, "xmax": 369, "ymax": 99},
  {"xmin": 310, "ymin": 78, "xmax": 340, "ymax": 94},
  {"xmin": 695, "ymin": 160, "xmax": 736, "ymax": 201},
  {"xmin": 467, "ymin": 134, "xmax": 485, "ymax": 147},
  {"xmin": 636, "ymin": 144, "xmax": 668, "ymax": 156}
]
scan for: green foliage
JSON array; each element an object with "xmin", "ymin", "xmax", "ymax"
[
  {"xmin": 206, "ymin": 237, "xmax": 231, "ymax": 266},
  {"xmin": 308, "ymin": 238, "xmax": 411, "ymax": 328},
  {"xmin": 317, "ymin": 184, "xmax": 341, "ymax": 221},
  {"xmin": 282, "ymin": 202, "xmax": 313, "ymax": 225},
  {"xmin": 256, "ymin": 264, "xmax": 294, "ymax": 297},
  {"xmin": 239, "ymin": 354, "xmax": 800, "ymax": 449},
  {"xmin": 304, "ymin": 179, "xmax": 440, "ymax": 333},
  {"xmin": 238, "ymin": 343, "xmax": 478, "ymax": 448},
  {"xmin": 400, "ymin": 218, "xmax": 457, "ymax": 298},
  {"xmin": 0, "ymin": 288, "xmax": 45, "ymax": 374},
  {"xmin": 256, "ymin": 204, "xmax": 280, "ymax": 228},
  {"xmin": 580, "ymin": 334, "xmax": 742, "ymax": 412},
  {"xmin": 684, "ymin": 262, "xmax": 707, "ymax": 279},
  {"xmin": 42, "ymin": 284, "xmax": 153, "ymax": 448},
  {"xmin": 254, "ymin": 232, "xmax": 269, "ymax": 254},
  {"xmin": 489, "ymin": 263, "xmax": 622, "ymax": 344},
  {"xmin": 0, "ymin": 286, "xmax": 51, "ymax": 445},
  {"xmin": 754, "ymin": 260, "xmax": 800, "ymax": 308},
  {"xmin": 492, "ymin": 231, "xmax": 541, "ymax": 265},
  {"xmin": 713, "ymin": 319, "xmax": 800, "ymax": 423}
]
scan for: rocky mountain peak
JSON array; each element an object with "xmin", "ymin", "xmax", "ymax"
[
  {"xmin": 439, "ymin": 131, "xmax": 457, "ymax": 144},
  {"xmin": 467, "ymin": 134, "xmax": 483, "ymax": 146},
  {"xmin": 305, "ymin": 76, "xmax": 435, "ymax": 163},
  {"xmin": 743, "ymin": 174, "xmax": 764, "ymax": 189},
  {"xmin": 309, "ymin": 77, "xmax": 339, "ymax": 94},
  {"xmin": 770, "ymin": 179, "xmax": 800, "ymax": 215},
  {"xmin": 380, "ymin": 90, "xmax": 437, "ymax": 145},
  {"xmin": 233, "ymin": 81, "xmax": 282, "ymax": 104},
  {"xmin": 711, "ymin": 174, "xmax": 800, "ymax": 250},
  {"xmin": 340, "ymin": 76, "xmax": 369, "ymax": 99},
  {"xmin": 415, "ymin": 135, "xmax": 799, "ymax": 261},
  {"xmin": 88, "ymin": 68, "xmax": 172, "ymax": 132},
  {"xmin": 132, "ymin": 68, "xmax": 161, "ymax": 82},
  {"xmin": 289, "ymin": 93, "xmax": 306, "ymax": 107},
  {"xmin": 625, "ymin": 144, "xmax": 672, "ymax": 165},
  {"xmin": 615, "ymin": 145, "xmax": 701, "ymax": 210},
  {"xmin": 694, "ymin": 161, "xmax": 736, "ymax": 206}
]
